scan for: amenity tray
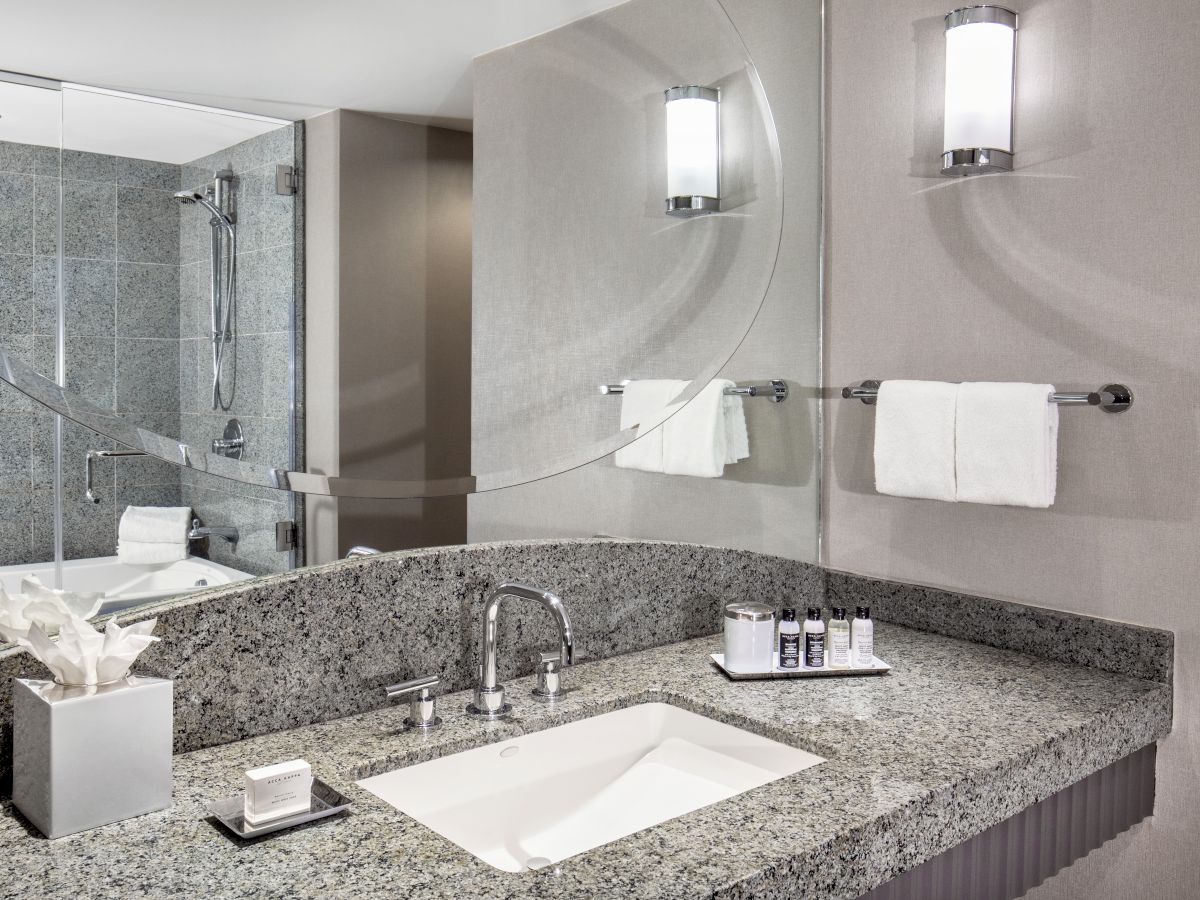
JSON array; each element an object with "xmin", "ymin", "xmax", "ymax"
[{"xmin": 710, "ymin": 652, "xmax": 891, "ymax": 680}]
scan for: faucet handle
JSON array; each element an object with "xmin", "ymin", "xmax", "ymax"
[
  {"xmin": 531, "ymin": 650, "xmax": 566, "ymax": 701},
  {"xmin": 385, "ymin": 674, "xmax": 442, "ymax": 730}
]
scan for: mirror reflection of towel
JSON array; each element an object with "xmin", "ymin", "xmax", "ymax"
[
  {"xmin": 615, "ymin": 379, "xmax": 749, "ymax": 478},
  {"xmin": 117, "ymin": 506, "xmax": 191, "ymax": 565}
]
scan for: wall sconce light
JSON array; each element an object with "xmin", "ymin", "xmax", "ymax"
[
  {"xmin": 664, "ymin": 85, "xmax": 720, "ymax": 216},
  {"xmin": 941, "ymin": 5, "xmax": 1018, "ymax": 176}
]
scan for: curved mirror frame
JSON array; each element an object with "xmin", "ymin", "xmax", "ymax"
[{"xmin": 0, "ymin": 0, "xmax": 785, "ymax": 500}]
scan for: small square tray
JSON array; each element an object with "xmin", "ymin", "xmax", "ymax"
[
  {"xmin": 711, "ymin": 652, "xmax": 891, "ymax": 680},
  {"xmin": 207, "ymin": 777, "xmax": 353, "ymax": 839}
]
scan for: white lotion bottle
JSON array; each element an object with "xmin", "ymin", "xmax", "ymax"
[
  {"xmin": 828, "ymin": 607, "xmax": 851, "ymax": 668},
  {"xmin": 852, "ymin": 606, "xmax": 874, "ymax": 667}
]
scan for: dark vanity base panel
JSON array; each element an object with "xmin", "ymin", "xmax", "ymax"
[
  {"xmin": 860, "ymin": 744, "xmax": 1156, "ymax": 900},
  {"xmin": 825, "ymin": 570, "xmax": 1173, "ymax": 684}
]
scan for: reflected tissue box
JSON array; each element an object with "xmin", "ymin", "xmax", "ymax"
[{"xmin": 12, "ymin": 676, "xmax": 173, "ymax": 839}]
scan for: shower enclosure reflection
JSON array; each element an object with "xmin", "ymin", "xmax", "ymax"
[{"xmin": 0, "ymin": 75, "xmax": 302, "ymax": 615}]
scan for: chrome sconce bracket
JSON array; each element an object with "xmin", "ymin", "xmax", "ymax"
[{"xmin": 940, "ymin": 148, "xmax": 1013, "ymax": 177}]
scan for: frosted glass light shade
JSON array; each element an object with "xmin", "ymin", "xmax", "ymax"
[
  {"xmin": 665, "ymin": 86, "xmax": 720, "ymax": 216},
  {"xmin": 941, "ymin": 6, "xmax": 1017, "ymax": 176}
]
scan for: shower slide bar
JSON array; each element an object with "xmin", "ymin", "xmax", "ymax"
[
  {"xmin": 841, "ymin": 381, "xmax": 1133, "ymax": 413},
  {"xmin": 599, "ymin": 379, "xmax": 788, "ymax": 403}
]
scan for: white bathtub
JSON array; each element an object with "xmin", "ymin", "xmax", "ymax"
[{"xmin": 0, "ymin": 556, "xmax": 255, "ymax": 615}]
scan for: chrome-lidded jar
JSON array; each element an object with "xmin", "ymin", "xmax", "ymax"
[{"xmin": 723, "ymin": 601, "xmax": 775, "ymax": 673}]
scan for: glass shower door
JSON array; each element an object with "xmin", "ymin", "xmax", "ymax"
[
  {"xmin": 0, "ymin": 72, "xmax": 63, "ymax": 586},
  {"xmin": 56, "ymin": 83, "xmax": 302, "ymax": 581}
]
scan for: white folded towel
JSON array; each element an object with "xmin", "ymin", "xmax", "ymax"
[
  {"xmin": 723, "ymin": 392, "xmax": 750, "ymax": 464},
  {"xmin": 615, "ymin": 379, "xmax": 750, "ymax": 477},
  {"xmin": 117, "ymin": 506, "xmax": 191, "ymax": 566},
  {"xmin": 614, "ymin": 380, "xmax": 688, "ymax": 472},
  {"xmin": 956, "ymin": 382, "xmax": 1058, "ymax": 507},
  {"xmin": 663, "ymin": 379, "xmax": 748, "ymax": 478},
  {"xmin": 873, "ymin": 380, "xmax": 959, "ymax": 502},
  {"xmin": 118, "ymin": 506, "xmax": 191, "ymax": 544},
  {"xmin": 116, "ymin": 541, "xmax": 187, "ymax": 566}
]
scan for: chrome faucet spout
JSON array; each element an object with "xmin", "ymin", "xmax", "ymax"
[{"xmin": 468, "ymin": 582, "xmax": 574, "ymax": 720}]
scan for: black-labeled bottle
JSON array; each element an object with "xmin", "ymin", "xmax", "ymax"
[
  {"xmin": 778, "ymin": 608, "xmax": 800, "ymax": 669},
  {"xmin": 804, "ymin": 607, "xmax": 825, "ymax": 668}
]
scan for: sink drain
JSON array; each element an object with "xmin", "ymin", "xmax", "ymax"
[{"xmin": 527, "ymin": 857, "xmax": 563, "ymax": 875}]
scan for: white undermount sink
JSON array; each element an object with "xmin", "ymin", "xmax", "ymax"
[{"xmin": 357, "ymin": 702, "xmax": 824, "ymax": 872}]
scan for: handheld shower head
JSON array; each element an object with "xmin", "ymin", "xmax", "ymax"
[{"xmin": 173, "ymin": 188, "xmax": 233, "ymax": 227}]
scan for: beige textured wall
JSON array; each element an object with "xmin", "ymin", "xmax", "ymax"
[
  {"xmin": 467, "ymin": 0, "xmax": 822, "ymax": 561},
  {"xmin": 824, "ymin": 1, "xmax": 1200, "ymax": 897}
]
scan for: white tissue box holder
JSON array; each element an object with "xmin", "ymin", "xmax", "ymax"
[{"xmin": 12, "ymin": 675, "xmax": 173, "ymax": 839}]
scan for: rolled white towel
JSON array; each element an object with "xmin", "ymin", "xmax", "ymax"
[{"xmin": 118, "ymin": 506, "xmax": 191, "ymax": 544}]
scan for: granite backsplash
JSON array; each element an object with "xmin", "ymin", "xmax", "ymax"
[
  {"xmin": 0, "ymin": 539, "xmax": 822, "ymax": 791},
  {"xmin": 0, "ymin": 540, "xmax": 1173, "ymax": 794}
]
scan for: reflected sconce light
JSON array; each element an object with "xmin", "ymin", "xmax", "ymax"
[
  {"xmin": 941, "ymin": 5, "xmax": 1018, "ymax": 176},
  {"xmin": 664, "ymin": 85, "xmax": 720, "ymax": 216}
]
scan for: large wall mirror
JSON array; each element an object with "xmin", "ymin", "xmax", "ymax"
[{"xmin": 0, "ymin": 0, "xmax": 820, "ymax": 636}]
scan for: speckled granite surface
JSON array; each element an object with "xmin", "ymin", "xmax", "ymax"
[
  {"xmin": 825, "ymin": 570, "xmax": 1174, "ymax": 684},
  {"xmin": 0, "ymin": 624, "xmax": 1171, "ymax": 900},
  {"xmin": 0, "ymin": 539, "xmax": 822, "ymax": 789}
]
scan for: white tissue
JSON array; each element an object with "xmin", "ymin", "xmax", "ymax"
[
  {"xmin": 17, "ymin": 615, "xmax": 159, "ymax": 687},
  {"xmin": 0, "ymin": 575, "xmax": 105, "ymax": 643}
]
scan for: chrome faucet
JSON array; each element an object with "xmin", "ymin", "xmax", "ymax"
[
  {"xmin": 188, "ymin": 518, "xmax": 239, "ymax": 547},
  {"xmin": 345, "ymin": 546, "xmax": 382, "ymax": 559},
  {"xmin": 467, "ymin": 582, "xmax": 574, "ymax": 720}
]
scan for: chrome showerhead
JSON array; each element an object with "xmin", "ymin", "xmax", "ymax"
[{"xmin": 174, "ymin": 188, "xmax": 233, "ymax": 228}]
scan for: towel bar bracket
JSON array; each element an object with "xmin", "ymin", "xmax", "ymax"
[
  {"xmin": 1099, "ymin": 383, "xmax": 1134, "ymax": 413},
  {"xmin": 841, "ymin": 381, "xmax": 1133, "ymax": 413},
  {"xmin": 841, "ymin": 380, "xmax": 881, "ymax": 405}
]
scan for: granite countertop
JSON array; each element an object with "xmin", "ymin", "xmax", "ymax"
[{"xmin": 0, "ymin": 623, "xmax": 1171, "ymax": 900}]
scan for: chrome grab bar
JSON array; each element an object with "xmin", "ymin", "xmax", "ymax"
[{"xmin": 84, "ymin": 449, "xmax": 147, "ymax": 504}]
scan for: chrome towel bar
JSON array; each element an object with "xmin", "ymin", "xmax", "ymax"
[
  {"xmin": 841, "ymin": 381, "xmax": 1133, "ymax": 413},
  {"xmin": 600, "ymin": 379, "xmax": 788, "ymax": 403}
]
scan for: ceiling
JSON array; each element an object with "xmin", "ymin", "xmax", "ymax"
[
  {"xmin": 0, "ymin": 81, "xmax": 289, "ymax": 164},
  {"xmin": 0, "ymin": 0, "xmax": 630, "ymax": 127}
]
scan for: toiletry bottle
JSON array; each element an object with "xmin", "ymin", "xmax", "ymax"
[
  {"xmin": 828, "ymin": 607, "xmax": 851, "ymax": 668},
  {"xmin": 852, "ymin": 606, "xmax": 874, "ymax": 667},
  {"xmin": 804, "ymin": 607, "xmax": 825, "ymax": 668},
  {"xmin": 778, "ymin": 608, "xmax": 800, "ymax": 669}
]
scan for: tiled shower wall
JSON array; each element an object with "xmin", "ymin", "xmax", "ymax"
[
  {"xmin": 0, "ymin": 142, "xmax": 182, "ymax": 565},
  {"xmin": 0, "ymin": 125, "xmax": 300, "ymax": 576},
  {"xmin": 178, "ymin": 125, "xmax": 298, "ymax": 576}
]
